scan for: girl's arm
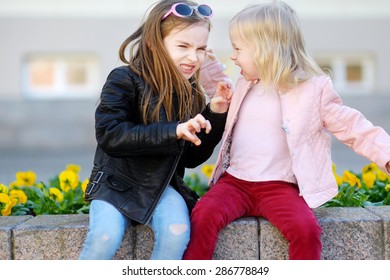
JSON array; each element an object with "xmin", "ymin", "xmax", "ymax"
[
  {"xmin": 320, "ymin": 77, "xmax": 390, "ymax": 173},
  {"xmin": 209, "ymin": 81, "xmax": 232, "ymax": 113},
  {"xmin": 96, "ymin": 67, "xmax": 230, "ymax": 159},
  {"xmin": 95, "ymin": 67, "xmax": 180, "ymax": 157},
  {"xmin": 199, "ymin": 49, "xmax": 233, "ymax": 99},
  {"xmin": 179, "ymin": 104, "xmax": 227, "ymax": 168}
]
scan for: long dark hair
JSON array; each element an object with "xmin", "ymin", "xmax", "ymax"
[{"xmin": 119, "ymin": 0, "xmax": 211, "ymax": 123}]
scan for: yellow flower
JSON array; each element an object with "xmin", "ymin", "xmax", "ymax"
[
  {"xmin": 15, "ymin": 171, "xmax": 37, "ymax": 187},
  {"xmin": 66, "ymin": 164, "xmax": 81, "ymax": 174},
  {"xmin": 361, "ymin": 162, "xmax": 390, "ymax": 185},
  {"xmin": 8, "ymin": 181, "xmax": 19, "ymax": 188},
  {"xmin": 334, "ymin": 174, "xmax": 343, "ymax": 186},
  {"xmin": 0, "ymin": 193, "xmax": 17, "ymax": 216},
  {"xmin": 201, "ymin": 164, "xmax": 214, "ymax": 178},
  {"xmin": 362, "ymin": 163, "xmax": 379, "ymax": 174},
  {"xmin": 332, "ymin": 163, "xmax": 338, "ymax": 174},
  {"xmin": 59, "ymin": 170, "xmax": 79, "ymax": 192},
  {"xmin": 1, "ymin": 202, "xmax": 16, "ymax": 215},
  {"xmin": 342, "ymin": 170, "xmax": 361, "ymax": 188},
  {"xmin": 81, "ymin": 178, "xmax": 89, "ymax": 193},
  {"xmin": 385, "ymin": 184, "xmax": 390, "ymax": 192},
  {"xmin": 49, "ymin": 188, "xmax": 64, "ymax": 203},
  {"xmin": 332, "ymin": 163, "xmax": 342, "ymax": 185},
  {"xmin": 362, "ymin": 171, "xmax": 376, "ymax": 189},
  {"xmin": 377, "ymin": 169, "xmax": 388, "ymax": 182},
  {"xmin": 0, "ymin": 193, "xmax": 10, "ymax": 204},
  {"xmin": 0, "ymin": 184, "xmax": 9, "ymax": 194},
  {"xmin": 9, "ymin": 189, "xmax": 28, "ymax": 204}
]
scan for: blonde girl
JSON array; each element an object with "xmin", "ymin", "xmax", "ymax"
[{"xmin": 184, "ymin": 1, "xmax": 390, "ymax": 260}]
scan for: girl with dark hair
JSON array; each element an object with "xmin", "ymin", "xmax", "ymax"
[{"xmin": 79, "ymin": 0, "xmax": 232, "ymax": 260}]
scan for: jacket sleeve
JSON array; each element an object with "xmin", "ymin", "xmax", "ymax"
[
  {"xmin": 95, "ymin": 67, "xmax": 180, "ymax": 158},
  {"xmin": 179, "ymin": 104, "xmax": 227, "ymax": 168},
  {"xmin": 199, "ymin": 60, "xmax": 233, "ymax": 99},
  {"xmin": 320, "ymin": 77, "xmax": 390, "ymax": 172}
]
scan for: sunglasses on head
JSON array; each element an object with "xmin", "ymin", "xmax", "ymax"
[{"xmin": 162, "ymin": 3, "xmax": 213, "ymax": 20}]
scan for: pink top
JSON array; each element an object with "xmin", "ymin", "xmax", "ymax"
[
  {"xmin": 210, "ymin": 76, "xmax": 390, "ymax": 208},
  {"xmin": 227, "ymin": 83, "xmax": 297, "ymax": 183}
]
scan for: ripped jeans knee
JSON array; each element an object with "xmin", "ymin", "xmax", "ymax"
[
  {"xmin": 169, "ymin": 223, "xmax": 189, "ymax": 236},
  {"xmin": 79, "ymin": 200, "xmax": 128, "ymax": 260},
  {"xmin": 151, "ymin": 222, "xmax": 190, "ymax": 260},
  {"xmin": 149, "ymin": 186, "xmax": 191, "ymax": 260}
]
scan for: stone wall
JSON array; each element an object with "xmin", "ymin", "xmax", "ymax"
[{"xmin": 0, "ymin": 206, "xmax": 389, "ymax": 260}]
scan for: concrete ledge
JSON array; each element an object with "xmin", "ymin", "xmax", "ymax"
[
  {"xmin": 0, "ymin": 216, "xmax": 32, "ymax": 260},
  {"xmin": 1, "ymin": 206, "xmax": 389, "ymax": 260}
]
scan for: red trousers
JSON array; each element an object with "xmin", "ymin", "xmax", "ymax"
[{"xmin": 183, "ymin": 172, "xmax": 322, "ymax": 260}]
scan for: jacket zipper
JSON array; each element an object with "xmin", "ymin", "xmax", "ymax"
[
  {"xmin": 144, "ymin": 91, "xmax": 194, "ymax": 224},
  {"xmin": 144, "ymin": 140, "xmax": 184, "ymax": 224}
]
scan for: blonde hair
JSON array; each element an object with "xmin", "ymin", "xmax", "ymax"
[
  {"xmin": 119, "ymin": 0, "xmax": 211, "ymax": 123},
  {"xmin": 229, "ymin": 1, "xmax": 325, "ymax": 91}
]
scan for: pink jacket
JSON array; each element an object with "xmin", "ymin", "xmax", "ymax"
[
  {"xmin": 210, "ymin": 75, "xmax": 390, "ymax": 208},
  {"xmin": 200, "ymin": 60, "xmax": 233, "ymax": 98}
]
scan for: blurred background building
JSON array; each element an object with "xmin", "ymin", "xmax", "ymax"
[{"xmin": 1, "ymin": 0, "xmax": 390, "ymax": 183}]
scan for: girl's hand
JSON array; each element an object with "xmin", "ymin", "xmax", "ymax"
[
  {"xmin": 209, "ymin": 81, "xmax": 233, "ymax": 114},
  {"xmin": 176, "ymin": 114, "xmax": 211, "ymax": 146}
]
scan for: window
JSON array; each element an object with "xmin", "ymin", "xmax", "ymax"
[
  {"xmin": 22, "ymin": 53, "xmax": 100, "ymax": 99},
  {"xmin": 316, "ymin": 53, "xmax": 375, "ymax": 95},
  {"xmin": 346, "ymin": 64, "xmax": 362, "ymax": 82}
]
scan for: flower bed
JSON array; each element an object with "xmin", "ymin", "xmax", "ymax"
[
  {"xmin": 185, "ymin": 163, "xmax": 390, "ymax": 207},
  {"xmin": 1, "ymin": 162, "xmax": 390, "ymax": 216},
  {"xmin": 0, "ymin": 164, "xmax": 90, "ymax": 216}
]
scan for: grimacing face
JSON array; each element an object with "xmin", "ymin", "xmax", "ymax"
[{"xmin": 163, "ymin": 23, "xmax": 209, "ymax": 80}]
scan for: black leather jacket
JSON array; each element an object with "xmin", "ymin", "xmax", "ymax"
[{"xmin": 84, "ymin": 66, "xmax": 227, "ymax": 224}]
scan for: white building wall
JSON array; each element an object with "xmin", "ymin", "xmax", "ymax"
[
  {"xmin": 1, "ymin": 0, "xmax": 390, "ymax": 99},
  {"xmin": 0, "ymin": 0, "xmax": 390, "ymax": 182},
  {"xmin": 0, "ymin": 0, "xmax": 389, "ymax": 159}
]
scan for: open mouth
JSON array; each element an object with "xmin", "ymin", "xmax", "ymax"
[{"xmin": 181, "ymin": 64, "xmax": 195, "ymax": 74}]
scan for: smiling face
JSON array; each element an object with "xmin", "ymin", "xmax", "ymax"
[
  {"xmin": 163, "ymin": 22, "xmax": 209, "ymax": 80},
  {"xmin": 230, "ymin": 36, "xmax": 259, "ymax": 82}
]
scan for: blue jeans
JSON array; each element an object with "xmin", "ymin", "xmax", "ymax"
[{"xmin": 79, "ymin": 185, "xmax": 190, "ymax": 260}]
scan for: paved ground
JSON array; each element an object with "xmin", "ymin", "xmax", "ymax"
[{"xmin": 0, "ymin": 148, "xmax": 95, "ymax": 185}]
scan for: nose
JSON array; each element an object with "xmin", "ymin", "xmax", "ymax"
[{"xmin": 187, "ymin": 51, "xmax": 198, "ymax": 63}]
